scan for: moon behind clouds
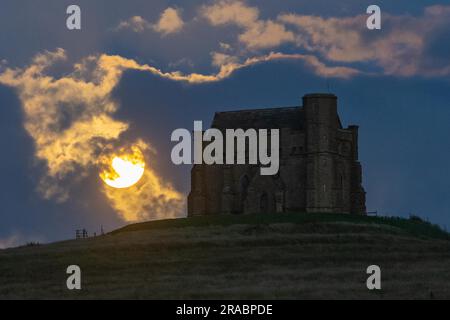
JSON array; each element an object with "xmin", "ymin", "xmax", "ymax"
[{"xmin": 101, "ymin": 156, "xmax": 145, "ymax": 189}]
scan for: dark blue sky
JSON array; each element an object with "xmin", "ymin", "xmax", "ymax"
[{"xmin": 1, "ymin": 0, "xmax": 450, "ymax": 246}]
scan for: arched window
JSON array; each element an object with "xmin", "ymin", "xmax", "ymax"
[
  {"xmin": 240, "ymin": 175, "xmax": 250, "ymax": 198},
  {"xmin": 260, "ymin": 192, "xmax": 268, "ymax": 213},
  {"xmin": 339, "ymin": 168, "xmax": 345, "ymax": 190}
]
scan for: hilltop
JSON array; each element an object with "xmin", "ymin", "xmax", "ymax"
[{"xmin": 0, "ymin": 213, "xmax": 449, "ymax": 299}]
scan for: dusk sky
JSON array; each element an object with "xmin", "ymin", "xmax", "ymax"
[{"xmin": 1, "ymin": 0, "xmax": 450, "ymax": 247}]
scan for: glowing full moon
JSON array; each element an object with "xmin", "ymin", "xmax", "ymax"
[
  {"xmin": 99, "ymin": 145, "xmax": 146, "ymax": 189},
  {"xmin": 102, "ymin": 157, "xmax": 145, "ymax": 188}
]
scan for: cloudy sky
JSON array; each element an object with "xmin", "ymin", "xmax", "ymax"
[{"xmin": 1, "ymin": 0, "xmax": 450, "ymax": 247}]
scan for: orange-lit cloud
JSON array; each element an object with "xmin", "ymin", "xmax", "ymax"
[
  {"xmin": 99, "ymin": 140, "xmax": 184, "ymax": 222},
  {"xmin": 116, "ymin": 16, "xmax": 150, "ymax": 32},
  {"xmin": 279, "ymin": 6, "xmax": 450, "ymax": 76},
  {"xmin": 200, "ymin": 1, "xmax": 450, "ymax": 77},
  {"xmin": 201, "ymin": 0, "xmax": 295, "ymax": 50},
  {"xmin": 103, "ymin": 168, "xmax": 184, "ymax": 221},
  {"xmin": 154, "ymin": 7, "xmax": 184, "ymax": 36}
]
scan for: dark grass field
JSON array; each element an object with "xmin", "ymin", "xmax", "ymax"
[{"xmin": 1, "ymin": 213, "xmax": 449, "ymax": 299}]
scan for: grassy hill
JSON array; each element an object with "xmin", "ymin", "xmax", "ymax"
[{"xmin": 1, "ymin": 212, "xmax": 450, "ymax": 299}]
